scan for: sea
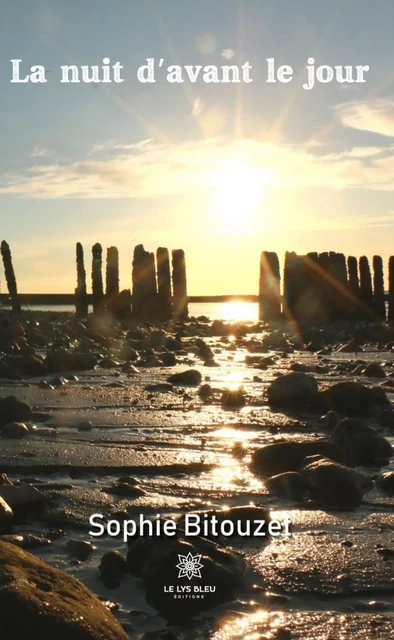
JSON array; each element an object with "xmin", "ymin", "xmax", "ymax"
[{"xmin": 5, "ymin": 301, "xmax": 259, "ymax": 322}]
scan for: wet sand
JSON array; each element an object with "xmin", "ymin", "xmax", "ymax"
[{"xmin": 1, "ymin": 310, "xmax": 394, "ymax": 638}]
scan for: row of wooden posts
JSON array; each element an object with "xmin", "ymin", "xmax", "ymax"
[
  {"xmin": 76, "ymin": 243, "xmax": 188, "ymax": 321},
  {"xmin": 2, "ymin": 241, "xmax": 394, "ymax": 323},
  {"xmin": 259, "ymin": 251, "xmax": 394, "ymax": 323}
]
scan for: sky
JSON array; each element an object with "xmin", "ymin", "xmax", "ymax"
[{"xmin": 1, "ymin": 0, "xmax": 394, "ymax": 294}]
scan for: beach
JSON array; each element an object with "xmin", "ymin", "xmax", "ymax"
[{"xmin": 0, "ymin": 309, "xmax": 393, "ymax": 638}]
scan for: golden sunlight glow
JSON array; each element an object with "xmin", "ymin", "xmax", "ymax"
[
  {"xmin": 221, "ymin": 301, "xmax": 259, "ymax": 322},
  {"xmin": 207, "ymin": 161, "xmax": 270, "ymax": 234}
]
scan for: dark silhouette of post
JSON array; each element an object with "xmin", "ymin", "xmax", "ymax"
[
  {"xmin": 172, "ymin": 249, "xmax": 188, "ymax": 321},
  {"xmin": 359, "ymin": 256, "xmax": 374, "ymax": 318},
  {"xmin": 373, "ymin": 255, "xmax": 385, "ymax": 320},
  {"xmin": 132, "ymin": 244, "xmax": 157, "ymax": 319},
  {"xmin": 75, "ymin": 242, "xmax": 88, "ymax": 317},
  {"xmin": 283, "ymin": 251, "xmax": 297, "ymax": 319},
  {"xmin": 347, "ymin": 256, "xmax": 359, "ymax": 294},
  {"xmin": 259, "ymin": 251, "xmax": 281, "ymax": 320},
  {"xmin": 92, "ymin": 243, "xmax": 104, "ymax": 314},
  {"xmin": 157, "ymin": 247, "xmax": 172, "ymax": 321},
  {"xmin": 347, "ymin": 255, "xmax": 361, "ymax": 319},
  {"xmin": 1, "ymin": 241, "xmax": 21, "ymax": 313},
  {"xmin": 106, "ymin": 246, "xmax": 119, "ymax": 298},
  {"xmin": 327, "ymin": 252, "xmax": 348, "ymax": 320},
  {"xmin": 389, "ymin": 257, "xmax": 394, "ymax": 322}
]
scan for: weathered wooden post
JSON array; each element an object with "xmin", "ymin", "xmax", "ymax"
[
  {"xmin": 347, "ymin": 255, "xmax": 361, "ymax": 319},
  {"xmin": 132, "ymin": 244, "xmax": 157, "ymax": 319},
  {"xmin": 389, "ymin": 257, "xmax": 394, "ymax": 322},
  {"xmin": 0, "ymin": 241, "xmax": 21, "ymax": 313},
  {"xmin": 106, "ymin": 246, "xmax": 119, "ymax": 298},
  {"xmin": 92, "ymin": 243, "xmax": 104, "ymax": 314},
  {"xmin": 75, "ymin": 242, "xmax": 88, "ymax": 317},
  {"xmin": 347, "ymin": 256, "xmax": 359, "ymax": 294},
  {"xmin": 359, "ymin": 256, "xmax": 374, "ymax": 318},
  {"xmin": 373, "ymin": 255, "xmax": 385, "ymax": 320},
  {"xmin": 157, "ymin": 247, "xmax": 172, "ymax": 321},
  {"xmin": 328, "ymin": 252, "xmax": 348, "ymax": 320},
  {"xmin": 172, "ymin": 249, "xmax": 188, "ymax": 321},
  {"xmin": 259, "ymin": 251, "xmax": 281, "ymax": 321}
]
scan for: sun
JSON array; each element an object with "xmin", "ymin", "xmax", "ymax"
[{"xmin": 207, "ymin": 161, "xmax": 270, "ymax": 233}]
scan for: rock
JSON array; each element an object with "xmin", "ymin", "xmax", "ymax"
[
  {"xmin": 0, "ymin": 532, "xmax": 50, "ymax": 549},
  {"xmin": 165, "ymin": 337, "xmax": 183, "ymax": 351},
  {"xmin": 198, "ymin": 383, "xmax": 213, "ymax": 398},
  {"xmin": 77, "ymin": 420, "xmax": 93, "ymax": 432},
  {"xmin": 330, "ymin": 418, "xmax": 392, "ymax": 466},
  {"xmin": 1, "ymin": 422, "xmax": 29, "ymax": 439},
  {"xmin": 204, "ymin": 358, "xmax": 220, "ymax": 367},
  {"xmin": 66, "ymin": 539, "xmax": 95, "ymax": 561},
  {"xmin": 72, "ymin": 352, "xmax": 99, "ymax": 371},
  {"xmin": 267, "ymin": 373, "xmax": 318, "ymax": 407},
  {"xmin": 221, "ymin": 388, "xmax": 246, "ymax": 408},
  {"xmin": 301, "ymin": 455, "xmax": 371, "ymax": 508},
  {"xmin": 0, "ymin": 485, "xmax": 46, "ymax": 515},
  {"xmin": 377, "ymin": 472, "xmax": 394, "ymax": 494},
  {"xmin": 45, "ymin": 349, "xmax": 98, "ymax": 373},
  {"xmin": 0, "ymin": 396, "xmax": 32, "ymax": 427},
  {"xmin": 12, "ymin": 355, "xmax": 47, "ymax": 376},
  {"xmin": 160, "ymin": 352, "xmax": 177, "ymax": 367},
  {"xmin": 126, "ymin": 534, "xmax": 246, "ymax": 621},
  {"xmin": 167, "ymin": 369, "xmax": 202, "ymax": 386},
  {"xmin": 363, "ymin": 363, "xmax": 386, "ymax": 378},
  {"xmin": 0, "ymin": 541, "xmax": 129, "ymax": 639},
  {"xmin": 265, "ymin": 472, "xmax": 308, "ymax": 501},
  {"xmin": 317, "ymin": 381, "xmax": 385, "ymax": 416},
  {"xmin": 0, "ymin": 497, "xmax": 13, "ymax": 533},
  {"xmin": 45, "ymin": 348, "xmax": 74, "ymax": 372},
  {"xmin": 250, "ymin": 440, "xmax": 342, "ymax": 478},
  {"xmin": 99, "ymin": 550, "xmax": 126, "ymax": 587}
]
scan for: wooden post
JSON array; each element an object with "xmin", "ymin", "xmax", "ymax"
[
  {"xmin": 92, "ymin": 243, "xmax": 104, "ymax": 314},
  {"xmin": 259, "ymin": 251, "xmax": 281, "ymax": 320},
  {"xmin": 359, "ymin": 256, "xmax": 374, "ymax": 317},
  {"xmin": 347, "ymin": 255, "xmax": 361, "ymax": 319},
  {"xmin": 328, "ymin": 252, "xmax": 348, "ymax": 320},
  {"xmin": 132, "ymin": 244, "xmax": 157, "ymax": 319},
  {"xmin": 75, "ymin": 242, "xmax": 88, "ymax": 317},
  {"xmin": 373, "ymin": 255, "xmax": 385, "ymax": 320},
  {"xmin": 172, "ymin": 249, "xmax": 188, "ymax": 321},
  {"xmin": 347, "ymin": 256, "xmax": 359, "ymax": 294},
  {"xmin": 0, "ymin": 241, "xmax": 21, "ymax": 313},
  {"xmin": 389, "ymin": 257, "xmax": 394, "ymax": 322},
  {"xmin": 157, "ymin": 247, "xmax": 172, "ymax": 321},
  {"xmin": 106, "ymin": 246, "xmax": 119, "ymax": 298}
]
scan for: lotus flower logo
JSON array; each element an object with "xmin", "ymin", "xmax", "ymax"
[{"xmin": 176, "ymin": 552, "xmax": 204, "ymax": 580}]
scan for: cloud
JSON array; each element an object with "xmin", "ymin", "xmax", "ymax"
[
  {"xmin": 336, "ymin": 98, "xmax": 394, "ymax": 137},
  {"xmin": 2, "ymin": 137, "xmax": 394, "ymax": 199},
  {"xmin": 221, "ymin": 49, "xmax": 235, "ymax": 60},
  {"xmin": 30, "ymin": 147, "xmax": 54, "ymax": 158}
]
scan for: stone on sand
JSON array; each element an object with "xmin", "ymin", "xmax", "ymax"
[
  {"xmin": 267, "ymin": 372, "xmax": 318, "ymax": 407},
  {"xmin": 0, "ymin": 541, "xmax": 130, "ymax": 640},
  {"xmin": 250, "ymin": 440, "xmax": 342, "ymax": 478},
  {"xmin": 330, "ymin": 418, "xmax": 392, "ymax": 466}
]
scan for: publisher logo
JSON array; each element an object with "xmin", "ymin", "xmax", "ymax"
[{"xmin": 176, "ymin": 553, "xmax": 203, "ymax": 580}]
